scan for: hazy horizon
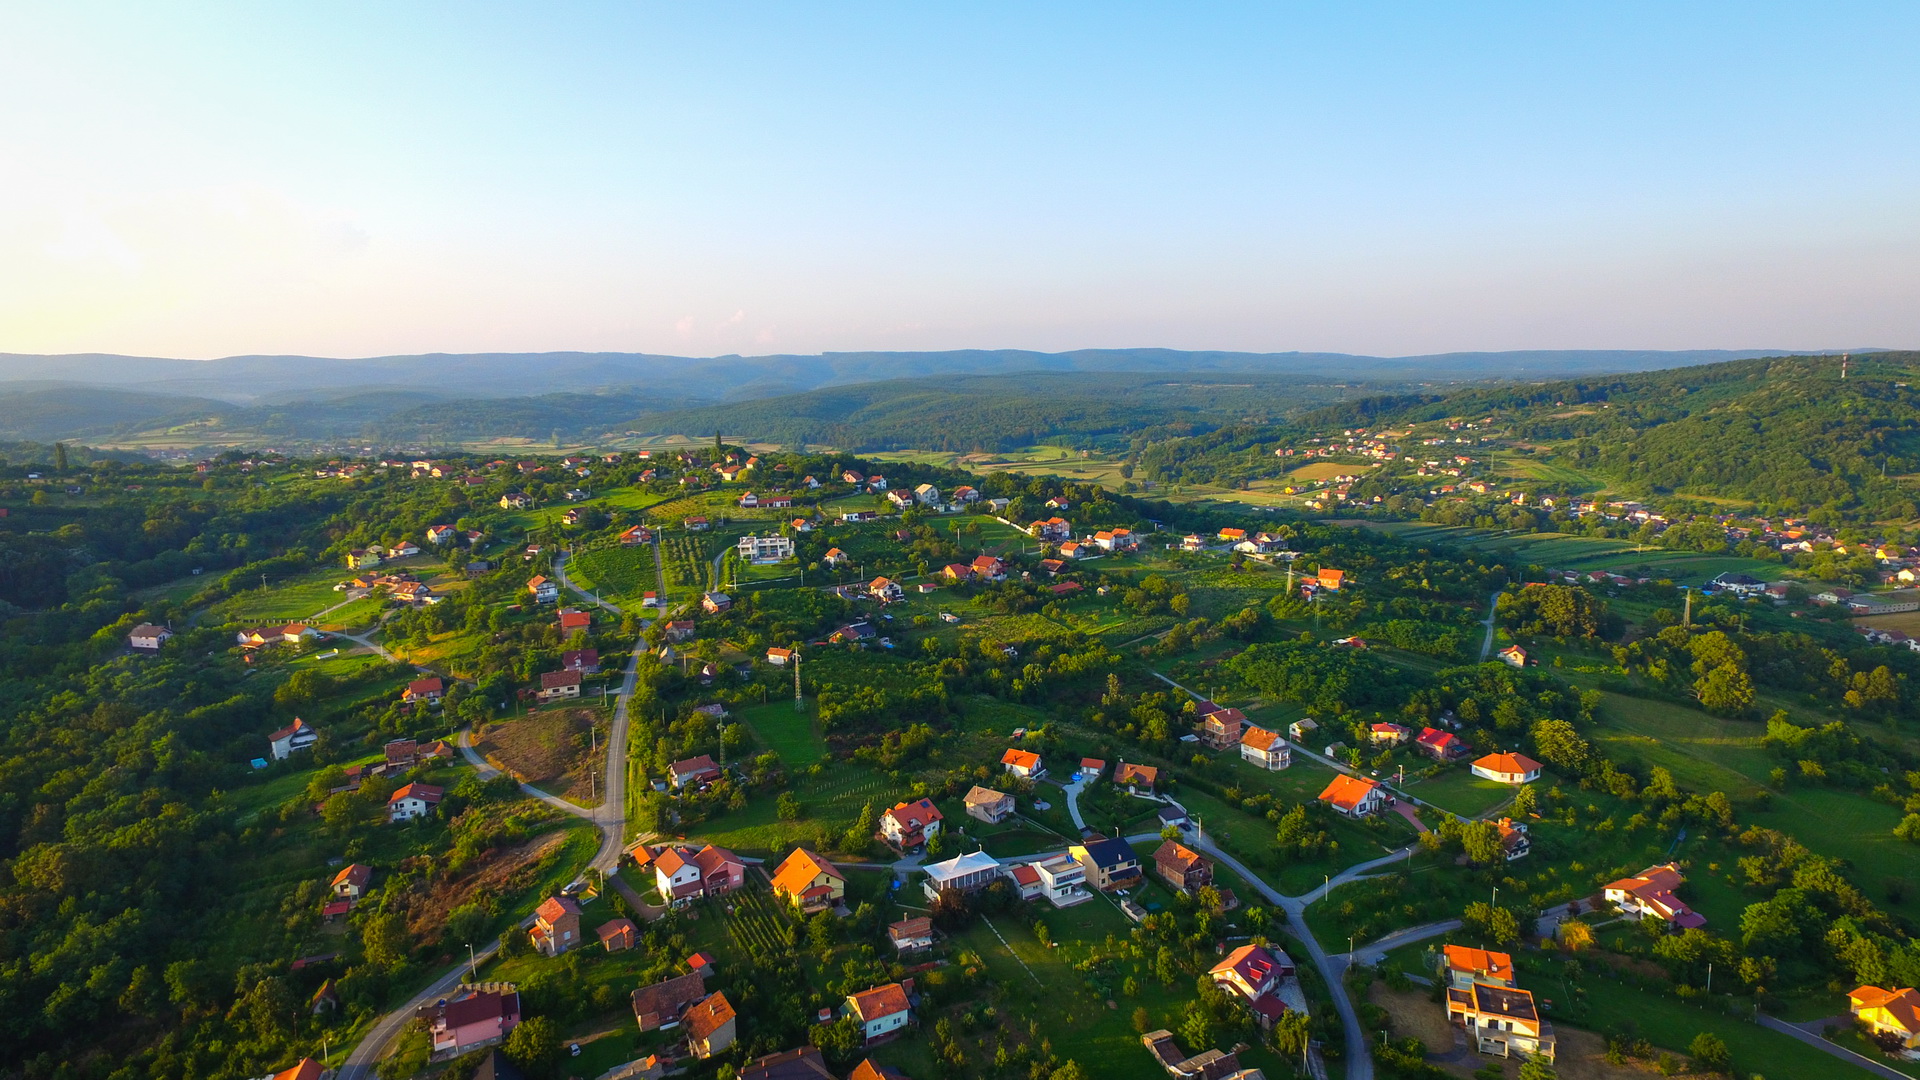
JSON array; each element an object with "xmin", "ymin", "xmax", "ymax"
[{"xmin": 3, "ymin": 5, "xmax": 1917, "ymax": 359}]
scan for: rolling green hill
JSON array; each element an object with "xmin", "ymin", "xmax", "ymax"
[{"xmin": 1141, "ymin": 352, "xmax": 1920, "ymax": 521}]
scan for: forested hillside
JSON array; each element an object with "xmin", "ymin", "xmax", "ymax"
[
  {"xmin": 1141, "ymin": 352, "xmax": 1920, "ymax": 522},
  {"xmin": 625, "ymin": 372, "xmax": 1372, "ymax": 452}
]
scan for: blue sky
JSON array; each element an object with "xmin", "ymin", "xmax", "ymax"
[{"xmin": 1, "ymin": 3, "xmax": 1916, "ymax": 358}]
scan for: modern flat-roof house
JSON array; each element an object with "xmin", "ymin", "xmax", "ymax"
[
  {"xmin": 1030, "ymin": 853, "xmax": 1090, "ymax": 906},
  {"xmin": 1447, "ymin": 981, "xmax": 1556, "ymax": 1062}
]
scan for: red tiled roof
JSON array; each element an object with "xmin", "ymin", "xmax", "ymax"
[
  {"xmin": 847, "ymin": 983, "xmax": 911, "ymax": 1021},
  {"xmin": 684, "ymin": 991, "xmax": 736, "ymax": 1043},
  {"xmin": 535, "ymin": 896, "xmax": 580, "ymax": 924},
  {"xmin": 388, "ymin": 782, "xmax": 443, "ymax": 805}
]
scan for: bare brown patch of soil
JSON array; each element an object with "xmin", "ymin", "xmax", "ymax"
[
  {"xmin": 475, "ymin": 708, "xmax": 606, "ymax": 804},
  {"xmin": 405, "ymin": 830, "xmax": 568, "ymax": 940},
  {"xmin": 1368, "ymin": 983, "xmax": 1685, "ymax": 1080}
]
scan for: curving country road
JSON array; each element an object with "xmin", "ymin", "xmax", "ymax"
[{"xmin": 336, "ymin": 556, "xmax": 645, "ymax": 1078}]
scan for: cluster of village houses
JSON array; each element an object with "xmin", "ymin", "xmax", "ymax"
[{"xmin": 234, "ymin": 451, "xmax": 1920, "ymax": 1077}]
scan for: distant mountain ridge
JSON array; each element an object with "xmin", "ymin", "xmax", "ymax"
[{"xmin": 0, "ymin": 347, "xmax": 1815, "ymax": 404}]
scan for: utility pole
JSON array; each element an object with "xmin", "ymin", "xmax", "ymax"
[{"xmin": 794, "ymin": 651, "xmax": 804, "ymax": 712}]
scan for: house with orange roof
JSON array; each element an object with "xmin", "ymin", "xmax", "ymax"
[
  {"xmin": 1850, "ymin": 985, "xmax": 1920, "ymax": 1049},
  {"xmin": 1316, "ymin": 568, "xmax": 1345, "ymax": 590},
  {"xmin": 531, "ymin": 895, "xmax": 582, "ymax": 956},
  {"xmin": 1028, "ymin": 517, "xmax": 1071, "ymax": 541},
  {"xmin": 527, "ymin": 575, "xmax": 558, "ymax": 603},
  {"xmin": 846, "ymin": 983, "xmax": 913, "ymax": 1044},
  {"xmin": 683, "ymin": 991, "xmax": 737, "ymax": 1059},
  {"xmin": 1441, "ymin": 945, "xmax": 1515, "ymax": 989},
  {"xmin": 330, "ymin": 863, "xmax": 372, "ymax": 900},
  {"xmin": 1317, "ymin": 774, "xmax": 1387, "ymax": 818},
  {"xmin": 1604, "ymin": 863, "xmax": 1705, "ymax": 927},
  {"xmin": 269, "ymin": 717, "xmax": 318, "ymax": 760},
  {"xmin": 1367, "ymin": 721, "xmax": 1410, "ymax": 745},
  {"xmin": 1495, "ymin": 817, "xmax": 1531, "ymax": 861},
  {"xmin": 1472, "ymin": 752, "xmax": 1544, "ymax": 785},
  {"xmin": 868, "ymin": 577, "xmax": 904, "ymax": 603},
  {"xmin": 1217, "ymin": 527, "xmax": 1247, "ymax": 542},
  {"xmin": 266, "ymin": 1060, "xmax": 325, "ymax": 1080},
  {"xmin": 653, "ymin": 844, "xmax": 747, "ymax": 903},
  {"xmin": 1001, "ymin": 748, "xmax": 1044, "ymax": 779},
  {"xmin": 1078, "ymin": 757, "xmax": 1106, "ymax": 781},
  {"xmin": 1114, "ymin": 761, "xmax": 1158, "ymax": 789},
  {"xmin": 1239, "ymin": 726, "xmax": 1291, "ymax": 770},
  {"xmin": 770, "ymin": 848, "xmax": 845, "ymax": 914}
]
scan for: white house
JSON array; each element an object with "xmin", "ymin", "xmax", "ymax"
[
  {"xmin": 736, "ymin": 534, "xmax": 795, "ymax": 563},
  {"xmin": 129, "ymin": 623, "xmax": 174, "ymax": 651},
  {"xmin": 1239, "ymin": 726, "xmax": 1291, "ymax": 770},
  {"xmin": 387, "ymin": 782, "xmax": 443, "ymax": 822},
  {"xmin": 269, "ymin": 717, "xmax": 318, "ymax": 760},
  {"xmin": 846, "ymin": 984, "xmax": 911, "ymax": 1044},
  {"xmin": 913, "ymin": 483, "xmax": 940, "ymax": 506},
  {"xmin": 1471, "ymin": 752, "xmax": 1544, "ymax": 785},
  {"xmin": 1000, "ymin": 748, "xmax": 1044, "ymax": 779}
]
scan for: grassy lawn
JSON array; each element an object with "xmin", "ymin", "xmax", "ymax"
[
  {"xmin": 683, "ymin": 760, "xmax": 904, "ymax": 858},
  {"xmin": 1587, "ymin": 690, "xmax": 1771, "ymax": 798},
  {"xmin": 212, "ymin": 570, "xmax": 353, "ymax": 623},
  {"xmin": 1529, "ymin": 957, "xmax": 1864, "ymax": 1080},
  {"xmin": 1574, "ymin": 689, "xmax": 1920, "ymax": 914},
  {"xmin": 733, "ymin": 700, "xmax": 829, "ymax": 765},
  {"xmin": 885, "ymin": 896, "xmax": 1288, "ymax": 1080},
  {"xmin": 567, "ymin": 543, "xmax": 661, "ymax": 607},
  {"xmin": 1403, "ymin": 769, "xmax": 1517, "ymax": 819}
]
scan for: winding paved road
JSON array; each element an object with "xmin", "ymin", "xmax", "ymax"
[{"xmin": 336, "ymin": 558, "xmax": 645, "ymax": 1078}]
